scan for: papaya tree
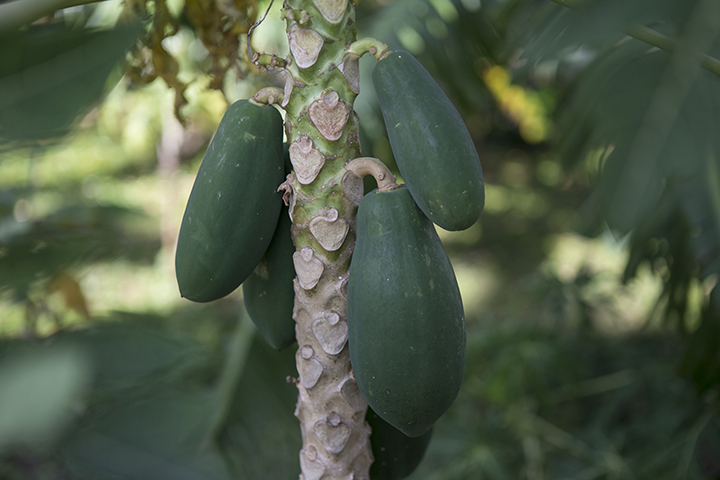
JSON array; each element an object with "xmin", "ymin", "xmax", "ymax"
[
  {"xmin": 0, "ymin": 0, "xmax": 485, "ymax": 477},
  {"xmin": 171, "ymin": 0, "xmax": 484, "ymax": 477},
  {"xmin": 8, "ymin": 0, "xmax": 720, "ymax": 477}
]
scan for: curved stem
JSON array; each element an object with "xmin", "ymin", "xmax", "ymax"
[
  {"xmin": 345, "ymin": 157, "xmax": 399, "ymax": 192},
  {"xmin": 254, "ymin": 53, "xmax": 289, "ymax": 69},
  {"xmin": 548, "ymin": 0, "xmax": 720, "ymax": 77},
  {"xmin": 252, "ymin": 87, "xmax": 284, "ymax": 106},
  {"xmin": 627, "ymin": 24, "xmax": 720, "ymax": 77},
  {"xmin": 347, "ymin": 37, "xmax": 390, "ymax": 61}
]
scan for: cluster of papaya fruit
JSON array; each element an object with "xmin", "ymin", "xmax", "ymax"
[
  {"xmin": 174, "ymin": 100, "xmax": 296, "ymax": 350},
  {"xmin": 173, "ymin": 49, "xmax": 483, "ymax": 479},
  {"xmin": 347, "ymin": 50, "xmax": 484, "ymax": 440}
]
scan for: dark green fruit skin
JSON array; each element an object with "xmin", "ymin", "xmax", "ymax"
[
  {"xmin": 348, "ymin": 186, "xmax": 466, "ymax": 438},
  {"xmin": 175, "ymin": 100, "xmax": 284, "ymax": 303},
  {"xmin": 242, "ymin": 144, "xmax": 295, "ymax": 350},
  {"xmin": 373, "ymin": 50, "xmax": 485, "ymax": 231},
  {"xmin": 242, "ymin": 205, "xmax": 296, "ymax": 350},
  {"xmin": 368, "ymin": 408, "xmax": 432, "ymax": 480}
]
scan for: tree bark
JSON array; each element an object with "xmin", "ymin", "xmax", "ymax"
[{"xmin": 267, "ymin": 0, "xmax": 383, "ymax": 478}]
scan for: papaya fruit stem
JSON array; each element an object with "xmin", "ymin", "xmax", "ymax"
[
  {"xmin": 254, "ymin": 53, "xmax": 289, "ymax": 68},
  {"xmin": 345, "ymin": 157, "xmax": 400, "ymax": 192},
  {"xmin": 347, "ymin": 37, "xmax": 390, "ymax": 61},
  {"xmin": 252, "ymin": 87, "xmax": 284, "ymax": 106}
]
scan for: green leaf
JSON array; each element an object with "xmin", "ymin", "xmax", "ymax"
[
  {"xmin": 556, "ymin": 0, "xmax": 720, "ymax": 232},
  {"xmin": 220, "ymin": 335, "xmax": 301, "ymax": 479},
  {"xmin": 0, "ymin": 345, "xmax": 91, "ymax": 451},
  {"xmin": 63, "ymin": 389, "xmax": 231, "ymax": 480},
  {"xmin": 42, "ymin": 316, "xmax": 301, "ymax": 479},
  {"xmin": 0, "ymin": 204, "xmax": 161, "ymax": 295},
  {"xmin": 52, "ymin": 319, "xmax": 216, "ymax": 400},
  {"xmin": 513, "ymin": 0, "xmax": 697, "ymax": 65},
  {"xmin": 0, "ymin": 21, "xmax": 142, "ymax": 145}
]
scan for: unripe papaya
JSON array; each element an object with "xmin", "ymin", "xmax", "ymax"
[
  {"xmin": 242, "ymin": 205, "xmax": 296, "ymax": 350},
  {"xmin": 243, "ymin": 145, "xmax": 296, "ymax": 349},
  {"xmin": 368, "ymin": 407, "xmax": 432, "ymax": 480},
  {"xmin": 348, "ymin": 186, "xmax": 466, "ymax": 438},
  {"xmin": 373, "ymin": 50, "xmax": 485, "ymax": 231},
  {"xmin": 175, "ymin": 100, "xmax": 284, "ymax": 302}
]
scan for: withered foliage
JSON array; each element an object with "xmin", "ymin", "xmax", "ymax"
[{"xmin": 124, "ymin": 0, "xmax": 259, "ymax": 123}]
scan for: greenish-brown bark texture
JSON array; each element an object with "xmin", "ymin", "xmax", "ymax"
[{"xmin": 264, "ymin": 0, "xmax": 385, "ymax": 478}]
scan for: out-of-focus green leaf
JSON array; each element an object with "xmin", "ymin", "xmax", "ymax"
[
  {"xmin": 560, "ymin": 50, "xmax": 720, "ymax": 234},
  {"xmin": 0, "ymin": 345, "xmax": 91, "ymax": 452},
  {"xmin": 207, "ymin": 305, "xmax": 255, "ymax": 441},
  {"xmin": 220, "ymin": 334, "xmax": 301, "ymax": 479},
  {"xmin": 52, "ymin": 319, "xmax": 217, "ymax": 402},
  {"xmin": 0, "ymin": 21, "xmax": 142, "ymax": 145},
  {"xmin": 0, "ymin": 204, "xmax": 161, "ymax": 295},
  {"xmin": 513, "ymin": 0, "xmax": 696, "ymax": 65},
  {"xmin": 407, "ymin": 322, "xmax": 711, "ymax": 479},
  {"xmin": 526, "ymin": 0, "xmax": 720, "ymax": 231},
  {"xmin": 63, "ymin": 388, "xmax": 230, "ymax": 480},
  {"xmin": 9, "ymin": 314, "xmax": 303, "ymax": 479},
  {"xmin": 1, "ymin": 318, "xmax": 223, "ymax": 479},
  {"xmin": 535, "ymin": 1, "xmax": 720, "ymax": 386}
]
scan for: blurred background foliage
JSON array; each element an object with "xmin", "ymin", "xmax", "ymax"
[{"xmin": 1, "ymin": 0, "xmax": 720, "ymax": 478}]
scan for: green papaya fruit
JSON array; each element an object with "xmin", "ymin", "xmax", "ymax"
[
  {"xmin": 348, "ymin": 186, "xmax": 466, "ymax": 438},
  {"xmin": 373, "ymin": 50, "xmax": 485, "ymax": 231},
  {"xmin": 175, "ymin": 100, "xmax": 284, "ymax": 303},
  {"xmin": 242, "ymin": 205, "xmax": 296, "ymax": 350},
  {"xmin": 368, "ymin": 407, "xmax": 433, "ymax": 480},
  {"xmin": 242, "ymin": 143, "xmax": 296, "ymax": 350}
]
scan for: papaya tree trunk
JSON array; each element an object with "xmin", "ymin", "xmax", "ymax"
[{"xmin": 259, "ymin": 0, "xmax": 385, "ymax": 478}]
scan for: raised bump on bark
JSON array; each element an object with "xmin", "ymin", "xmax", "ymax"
[
  {"xmin": 340, "ymin": 378, "xmax": 366, "ymax": 412},
  {"xmin": 340, "ymin": 53, "xmax": 360, "ymax": 94},
  {"xmin": 293, "ymin": 247, "xmax": 324, "ymax": 290},
  {"xmin": 296, "ymin": 347, "xmax": 323, "ymax": 388},
  {"xmin": 341, "ymin": 170, "xmax": 363, "ymax": 205},
  {"xmin": 314, "ymin": 412, "xmax": 351, "ymax": 453},
  {"xmin": 300, "ymin": 446, "xmax": 325, "ymax": 480},
  {"xmin": 288, "ymin": 24, "xmax": 324, "ymax": 69},
  {"xmin": 309, "ymin": 91, "xmax": 350, "ymax": 142},
  {"xmin": 290, "ymin": 135, "xmax": 326, "ymax": 184},
  {"xmin": 309, "ymin": 208, "xmax": 349, "ymax": 251},
  {"xmin": 312, "ymin": 312, "xmax": 348, "ymax": 355},
  {"xmin": 313, "ymin": 0, "xmax": 348, "ymax": 24}
]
